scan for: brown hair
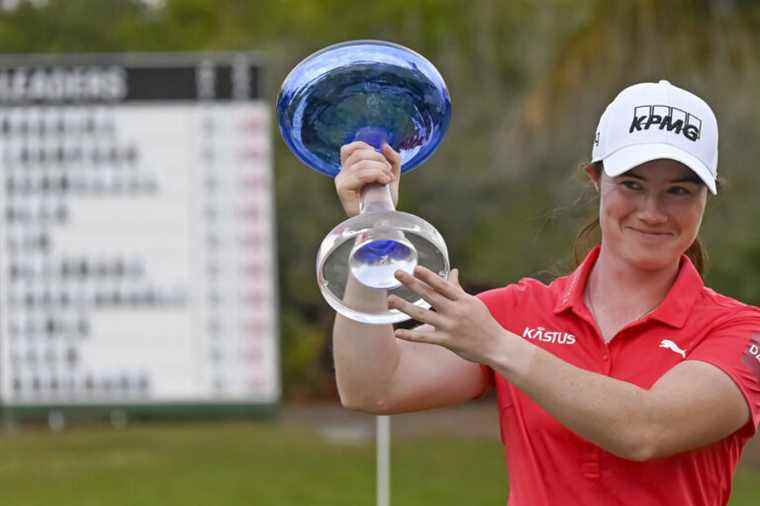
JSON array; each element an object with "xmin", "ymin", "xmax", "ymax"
[{"xmin": 572, "ymin": 162, "xmax": 717, "ymax": 276}]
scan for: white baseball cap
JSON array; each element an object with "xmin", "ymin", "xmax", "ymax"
[{"xmin": 591, "ymin": 80, "xmax": 718, "ymax": 194}]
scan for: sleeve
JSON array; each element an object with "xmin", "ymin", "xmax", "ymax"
[
  {"xmin": 687, "ymin": 309, "xmax": 760, "ymax": 435},
  {"xmin": 473, "ymin": 285, "xmax": 519, "ymax": 399}
]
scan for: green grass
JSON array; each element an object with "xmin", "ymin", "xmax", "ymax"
[
  {"xmin": 729, "ymin": 467, "xmax": 760, "ymax": 506},
  {"xmin": 0, "ymin": 421, "xmax": 756, "ymax": 505}
]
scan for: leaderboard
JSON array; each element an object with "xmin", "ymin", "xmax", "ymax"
[{"xmin": 0, "ymin": 53, "xmax": 278, "ymax": 410}]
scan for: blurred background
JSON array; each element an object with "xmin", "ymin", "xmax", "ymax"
[{"xmin": 0, "ymin": 0, "xmax": 759, "ymax": 505}]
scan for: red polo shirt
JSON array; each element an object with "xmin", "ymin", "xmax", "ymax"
[{"xmin": 479, "ymin": 246, "xmax": 760, "ymax": 506}]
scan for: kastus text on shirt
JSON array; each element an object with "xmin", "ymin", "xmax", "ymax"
[{"xmin": 522, "ymin": 327, "xmax": 576, "ymax": 345}]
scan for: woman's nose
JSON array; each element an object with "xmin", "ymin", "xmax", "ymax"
[{"xmin": 637, "ymin": 193, "xmax": 668, "ymax": 224}]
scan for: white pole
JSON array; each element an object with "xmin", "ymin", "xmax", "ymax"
[{"xmin": 377, "ymin": 415, "xmax": 390, "ymax": 506}]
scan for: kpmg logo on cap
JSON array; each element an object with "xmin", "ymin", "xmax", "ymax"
[{"xmin": 629, "ymin": 105, "xmax": 702, "ymax": 142}]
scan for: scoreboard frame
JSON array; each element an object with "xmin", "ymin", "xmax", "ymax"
[{"xmin": 0, "ymin": 51, "xmax": 279, "ymax": 424}]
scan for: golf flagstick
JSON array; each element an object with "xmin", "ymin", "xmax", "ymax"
[{"xmin": 377, "ymin": 415, "xmax": 390, "ymax": 506}]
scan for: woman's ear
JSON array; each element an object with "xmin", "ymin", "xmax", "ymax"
[{"xmin": 585, "ymin": 163, "xmax": 601, "ymax": 192}]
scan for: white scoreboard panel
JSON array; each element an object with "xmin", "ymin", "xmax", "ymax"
[{"xmin": 0, "ymin": 53, "xmax": 278, "ymax": 414}]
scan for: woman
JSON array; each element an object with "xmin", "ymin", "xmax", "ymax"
[{"xmin": 332, "ymin": 80, "xmax": 760, "ymax": 505}]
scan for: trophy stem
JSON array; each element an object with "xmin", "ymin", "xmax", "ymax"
[
  {"xmin": 360, "ymin": 183, "xmax": 395, "ymax": 214},
  {"xmin": 348, "ymin": 183, "xmax": 417, "ymax": 289}
]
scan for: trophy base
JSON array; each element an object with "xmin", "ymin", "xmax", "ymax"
[{"xmin": 317, "ymin": 211, "xmax": 449, "ymax": 325}]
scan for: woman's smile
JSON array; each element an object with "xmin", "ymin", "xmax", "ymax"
[{"xmin": 625, "ymin": 226, "xmax": 675, "ymax": 240}]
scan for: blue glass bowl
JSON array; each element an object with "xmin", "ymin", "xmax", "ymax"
[{"xmin": 277, "ymin": 40, "xmax": 451, "ymax": 177}]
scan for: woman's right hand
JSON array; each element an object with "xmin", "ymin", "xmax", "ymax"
[{"xmin": 335, "ymin": 141, "xmax": 401, "ymax": 217}]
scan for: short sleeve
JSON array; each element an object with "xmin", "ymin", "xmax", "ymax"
[
  {"xmin": 474, "ymin": 286, "xmax": 519, "ymax": 399},
  {"xmin": 687, "ymin": 310, "xmax": 760, "ymax": 435},
  {"xmin": 477, "ymin": 284, "xmax": 523, "ymax": 326}
]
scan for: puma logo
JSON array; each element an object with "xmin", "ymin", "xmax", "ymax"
[{"xmin": 659, "ymin": 339, "xmax": 686, "ymax": 359}]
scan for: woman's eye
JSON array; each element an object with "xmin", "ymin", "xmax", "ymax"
[
  {"xmin": 620, "ymin": 180, "xmax": 642, "ymax": 191},
  {"xmin": 668, "ymin": 186, "xmax": 691, "ymax": 196}
]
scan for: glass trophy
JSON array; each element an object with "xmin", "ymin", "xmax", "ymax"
[{"xmin": 277, "ymin": 40, "xmax": 451, "ymax": 324}]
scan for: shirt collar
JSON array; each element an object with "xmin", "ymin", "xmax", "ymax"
[
  {"xmin": 553, "ymin": 246, "xmax": 599, "ymax": 315},
  {"xmin": 553, "ymin": 245, "xmax": 704, "ymax": 329}
]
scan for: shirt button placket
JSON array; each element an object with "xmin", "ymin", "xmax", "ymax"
[
  {"xmin": 582, "ymin": 450, "xmax": 601, "ymax": 479},
  {"xmin": 601, "ymin": 350, "xmax": 611, "ymax": 374},
  {"xmin": 589, "ymin": 345, "xmax": 611, "ymax": 479}
]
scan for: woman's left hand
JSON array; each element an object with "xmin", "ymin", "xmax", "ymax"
[{"xmin": 388, "ymin": 266, "xmax": 506, "ymax": 366}]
